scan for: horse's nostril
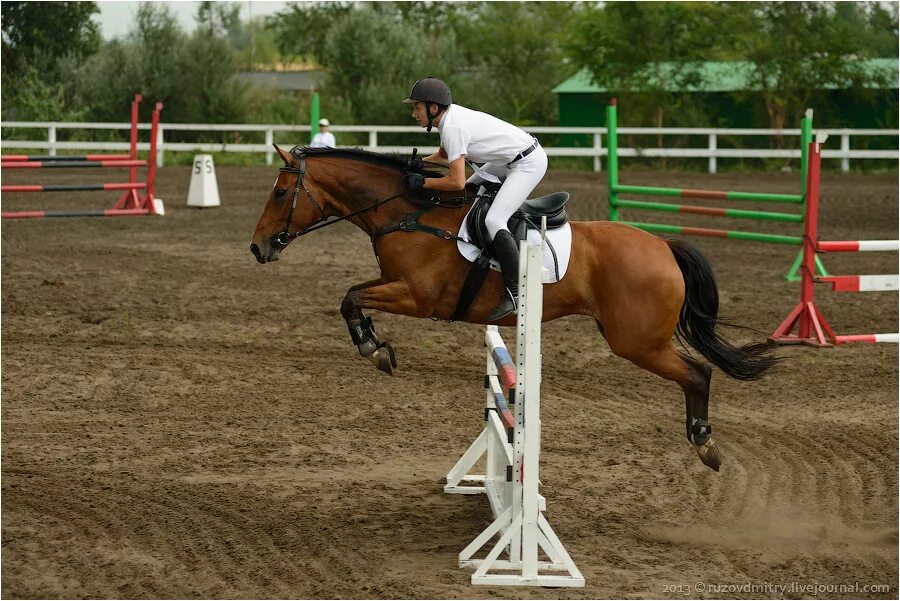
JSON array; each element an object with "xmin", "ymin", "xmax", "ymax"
[{"xmin": 250, "ymin": 243, "xmax": 261, "ymax": 258}]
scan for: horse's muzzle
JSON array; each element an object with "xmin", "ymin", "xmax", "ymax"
[
  {"xmin": 250, "ymin": 243, "xmax": 265, "ymax": 263},
  {"xmin": 250, "ymin": 242, "xmax": 279, "ymax": 264}
]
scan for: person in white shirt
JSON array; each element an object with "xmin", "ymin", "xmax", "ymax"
[
  {"xmin": 310, "ymin": 118, "xmax": 336, "ymax": 148},
  {"xmin": 402, "ymin": 77, "xmax": 547, "ymax": 321}
]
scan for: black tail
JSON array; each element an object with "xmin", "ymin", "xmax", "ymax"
[{"xmin": 667, "ymin": 239, "xmax": 779, "ymax": 381}]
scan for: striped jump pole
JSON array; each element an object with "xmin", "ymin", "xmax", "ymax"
[
  {"xmin": 2, "ymin": 183, "xmax": 146, "ymax": 193},
  {"xmin": 2, "ymin": 208, "xmax": 156, "ymax": 219},
  {"xmin": 770, "ymin": 140, "xmax": 899, "ymax": 346},
  {"xmin": 444, "ymin": 230, "xmax": 584, "ymax": 588},
  {"xmin": 1, "ymin": 159, "xmax": 146, "ymax": 169},
  {"xmin": 2, "ymin": 154, "xmax": 134, "ymax": 162},
  {"xmin": 1, "ymin": 95, "xmax": 165, "ymax": 219},
  {"xmin": 606, "ymin": 99, "xmax": 828, "ymax": 280}
]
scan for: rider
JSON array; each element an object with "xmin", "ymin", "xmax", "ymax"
[{"xmin": 402, "ymin": 77, "xmax": 548, "ymax": 321}]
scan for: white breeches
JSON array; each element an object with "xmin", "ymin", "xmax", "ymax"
[{"xmin": 466, "ymin": 147, "xmax": 548, "ymax": 240}]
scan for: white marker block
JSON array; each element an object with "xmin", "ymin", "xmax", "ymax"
[{"xmin": 187, "ymin": 154, "xmax": 221, "ymax": 208}]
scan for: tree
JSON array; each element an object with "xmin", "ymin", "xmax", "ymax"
[
  {"xmin": 1, "ymin": 1, "xmax": 101, "ymax": 119},
  {"xmin": 727, "ymin": 2, "xmax": 894, "ymax": 132},
  {"xmin": 270, "ymin": 1, "xmax": 352, "ymax": 65},
  {"xmin": 320, "ymin": 5, "xmax": 457, "ymax": 124},
  {"xmin": 452, "ymin": 2, "xmax": 580, "ymax": 125},
  {"xmin": 178, "ymin": 2, "xmax": 248, "ymax": 123},
  {"xmin": 566, "ymin": 2, "xmax": 722, "ymax": 131},
  {"xmin": 1, "ymin": 1, "xmax": 101, "ymax": 74},
  {"xmin": 195, "ymin": 0, "xmax": 242, "ymax": 38},
  {"xmin": 70, "ymin": 2, "xmax": 247, "ymax": 124}
]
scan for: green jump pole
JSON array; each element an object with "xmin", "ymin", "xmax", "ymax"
[
  {"xmin": 786, "ymin": 108, "xmax": 828, "ymax": 281},
  {"xmin": 311, "ymin": 93, "xmax": 320, "ymax": 140},
  {"xmin": 626, "ymin": 222, "xmax": 803, "ymax": 245},
  {"xmin": 606, "ymin": 99, "xmax": 619, "ymax": 221},
  {"xmin": 611, "ymin": 199, "xmax": 803, "ymax": 223},
  {"xmin": 608, "ymin": 100, "xmax": 825, "ymax": 280},
  {"xmin": 613, "ymin": 184, "xmax": 803, "ymax": 204}
]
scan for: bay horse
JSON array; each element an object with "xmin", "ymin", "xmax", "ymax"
[{"xmin": 250, "ymin": 145, "xmax": 779, "ymax": 472}]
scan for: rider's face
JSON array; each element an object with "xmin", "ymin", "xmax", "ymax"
[{"xmin": 410, "ymin": 102, "xmax": 436, "ymax": 128}]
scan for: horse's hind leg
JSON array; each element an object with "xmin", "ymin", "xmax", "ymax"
[{"xmin": 608, "ymin": 338, "xmax": 721, "ymax": 471}]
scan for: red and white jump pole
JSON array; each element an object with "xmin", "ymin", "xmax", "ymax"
[
  {"xmin": 1, "ymin": 94, "xmax": 165, "ymax": 219},
  {"xmin": 770, "ymin": 138, "xmax": 899, "ymax": 346}
]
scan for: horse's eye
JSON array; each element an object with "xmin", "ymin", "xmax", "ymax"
[{"xmin": 274, "ymin": 188, "xmax": 287, "ymax": 198}]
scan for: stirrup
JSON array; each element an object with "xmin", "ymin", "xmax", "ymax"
[{"xmin": 487, "ymin": 289, "xmax": 518, "ymax": 322}]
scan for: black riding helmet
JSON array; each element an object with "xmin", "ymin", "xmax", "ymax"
[{"xmin": 403, "ymin": 77, "xmax": 452, "ymax": 133}]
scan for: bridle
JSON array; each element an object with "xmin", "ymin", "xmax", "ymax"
[{"xmin": 271, "ymin": 147, "xmax": 407, "ymax": 249}]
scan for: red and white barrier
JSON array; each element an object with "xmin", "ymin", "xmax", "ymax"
[
  {"xmin": 818, "ymin": 275, "xmax": 899, "ymax": 292},
  {"xmin": 444, "ymin": 235, "xmax": 584, "ymax": 588},
  {"xmin": 818, "ymin": 240, "xmax": 899, "ymax": 252},
  {"xmin": 835, "ymin": 333, "xmax": 900, "ymax": 344},
  {"xmin": 1, "ymin": 94, "xmax": 164, "ymax": 219},
  {"xmin": 770, "ymin": 139, "xmax": 898, "ymax": 346}
]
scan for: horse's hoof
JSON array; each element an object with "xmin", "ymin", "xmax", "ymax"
[
  {"xmin": 695, "ymin": 438, "xmax": 721, "ymax": 472},
  {"xmin": 369, "ymin": 343, "xmax": 397, "ymax": 375}
]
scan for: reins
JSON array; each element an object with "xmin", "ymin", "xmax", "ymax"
[
  {"xmin": 272, "ymin": 149, "xmax": 468, "ymax": 251},
  {"xmin": 273, "ymin": 152, "xmax": 407, "ymax": 248}
]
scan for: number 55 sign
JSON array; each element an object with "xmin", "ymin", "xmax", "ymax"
[{"xmin": 187, "ymin": 154, "xmax": 221, "ymax": 208}]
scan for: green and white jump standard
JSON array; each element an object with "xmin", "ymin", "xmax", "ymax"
[{"xmin": 606, "ymin": 99, "xmax": 827, "ymax": 280}]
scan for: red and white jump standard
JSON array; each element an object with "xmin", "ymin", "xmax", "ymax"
[
  {"xmin": 1, "ymin": 94, "xmax": 165, "ymax": 219},
  {"xmin": 770, "ymin": 138, "xmax": 899, "ymax": 346},
  {"xmin": 444, "ymin": 232, "xmax": 584, "ymax": 588}
]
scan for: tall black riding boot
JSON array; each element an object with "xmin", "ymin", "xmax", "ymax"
[{"xmin": 486, "ymin": 229, "xmax": 520, "ymax": 322}]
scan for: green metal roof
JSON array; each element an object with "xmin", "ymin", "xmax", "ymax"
[{"xmin": 553, "ymin": 59, "xmax": 899, "ymax": 93}]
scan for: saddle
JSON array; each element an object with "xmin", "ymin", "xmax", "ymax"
[
  {"xmin": 449, "ymin": 183, "xmax": 569, "ymax": 322},
  {"xmin": 464, "ymin": 182, "xmax": 570, "ymax": 251}
]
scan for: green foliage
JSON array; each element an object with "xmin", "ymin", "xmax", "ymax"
[
  {"xmin": 0, "ymin": 0, "xmax": 895, "ymax": 173},
  {"xmin": 28, "ymin": 3, "xmax": 249, "ymax": 126},
  {"xmin": 567, "ymin": 2, "xmax": 726, "ymax": 128},
  {"xmin": 234, "ymin": 17, "xmax": 281, "ymax": 68},
  {"xmin": 270, "ymin": 1, "xmax": 352, "ymax": 65},
  {"xmin": 1, "ymin": 1, "xmax": 101, "ymax": 73},
  {"xmin": 3, "ymin": 64, "xmax": 86, "ymax": 122},
  {"xmin": 728, "ymin": 2, "xmax": 896, "ymax": 128},
  {"xmin": 566, "ymin": 1, "xmax": 898, "ymax": 132},
  {"xmin": 269, "ymin": 1, "xmax": 577, "ymax": 127},
  {"xmin": 319, "ymin": 5, "xmax": 457, "ymax": 125},
  {"xmin": 452, "ymin": 2, "xmax": 579, "ymax": 125},
  {"xmin": 1, "ymin": 1, "xmax": 101, "ymax": 120}
]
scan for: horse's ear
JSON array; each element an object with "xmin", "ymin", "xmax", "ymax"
[{"xmin": 274, "ymin": 144, "xmax": 293, "ymax": 166}]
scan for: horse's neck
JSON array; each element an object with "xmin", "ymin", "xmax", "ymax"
[
  {"xmin": 323, "ymin": 171, "xmax": 412, "ymax": 237},
  {"xmin": 325, "ymin": 167, "xmax": 471, "ymax": 238}
]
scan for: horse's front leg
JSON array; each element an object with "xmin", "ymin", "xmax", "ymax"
[{"xmin": 340, "ymin": 279, "xmax": 427, "ymax": 375}]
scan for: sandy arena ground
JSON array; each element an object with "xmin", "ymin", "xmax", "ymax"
[{"xmin": 2, "ymin": 163, "xmax": 897, "ymax": 599}]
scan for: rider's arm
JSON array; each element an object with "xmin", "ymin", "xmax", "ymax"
[
  {"xmin": 422, "ymin": 147, "xmax": 448, "ymax": 165},
  {"xmin": 423, "ymin": 155, "xmax": 466, "ymax": 191}
]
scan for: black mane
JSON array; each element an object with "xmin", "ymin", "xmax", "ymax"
[{"xmin": 292, "ymin": 145, "xmax": 444, "ymax": 176}]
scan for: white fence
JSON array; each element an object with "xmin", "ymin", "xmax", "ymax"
[{"xmin": 1, "ymin": 121, "xmax": 897, "ymax": 173}]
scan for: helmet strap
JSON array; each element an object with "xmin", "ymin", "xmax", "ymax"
[{"xmin": 426, "ymin": 102, "xmax": 435, "ymax": 133}]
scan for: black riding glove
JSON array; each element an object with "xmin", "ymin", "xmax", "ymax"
[
  {"xmin": 407, "ymin": 157, "xmax": 425, "ymax": 171},
  {"xmin": 403, "ymin": 172, "xmax": 425, "ymax": 191}
]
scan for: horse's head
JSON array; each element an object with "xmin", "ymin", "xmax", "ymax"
[
  {"xmin": 251, "ymin": 144, "xmax": 446, "ymax": 264},
  {"xmin": 250, "ymin": 144, "xmax": 333, "ymax": 263}
]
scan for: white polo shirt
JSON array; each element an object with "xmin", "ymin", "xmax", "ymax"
[
  {"xmin": 436, "ymin": 104, "xmax": 534, "ymax": 164},
  {"xmin": 310, "ymin": 131, "xmax": 336, "ymax": 148}
]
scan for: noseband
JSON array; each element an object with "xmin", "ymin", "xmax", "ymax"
[
  {"xmin": 273, "ymin": 151, "xmax": 326, "ymax": 249},
  {"xmin": 271, "ymin": 147, "xmax": 408, "ymax": 249}
]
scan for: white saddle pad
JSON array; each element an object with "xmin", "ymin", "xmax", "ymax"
[{"xmin": 456, "ymin": 206, "xmax": 572, "ymax": 284}]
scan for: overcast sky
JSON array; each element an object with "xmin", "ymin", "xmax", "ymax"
[{"xmin": 95, "ymin": 1, "xmax": 289, "ymax": 39}]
